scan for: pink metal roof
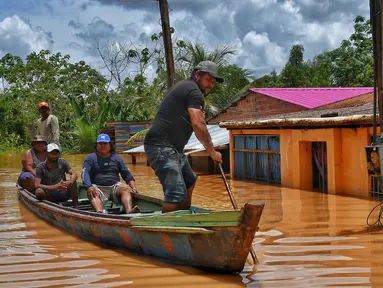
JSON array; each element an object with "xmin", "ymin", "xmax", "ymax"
[{"xmin": 249, "ymin": 87, "xmax": 374, "ymax": 109}]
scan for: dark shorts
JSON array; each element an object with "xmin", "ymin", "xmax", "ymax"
[
  {"xmin": 46, "ymin": 189, "xmax": 70, "ymax": 202},
  {"xmin": 144, "ymin": 145, "xmax": 198, "ymax": 203}
]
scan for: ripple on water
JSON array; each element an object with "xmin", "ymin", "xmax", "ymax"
[
  {"xmin": 0, "ymin": 182, "xmax": 17, "ymax": 188},
  {"xmin": 0, "ymin": 181, "xmax": 133, "ymax": 288},
  {"xmin": 243, "ymin": 231, "xmax": 371, "ymax": 287},
  {"xmin": 0, "ymin": 228, "xmax": 134, "ymax": 287},
  {"xmin": 1, "ymin": 155, "xmax": 382, "ymax": 287}
]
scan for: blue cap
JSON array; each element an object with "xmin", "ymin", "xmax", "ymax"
[{"xmin": 96, "ymin": 133, "xmax": 111, "ymax": 143}]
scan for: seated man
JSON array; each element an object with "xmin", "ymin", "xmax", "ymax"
[
  {"xmin": 82, "ymin": 133, "xmax": 140, "ymax": 214},
  {"xmin": 34, "ymin": 143, "xmax": 79, "ymax": 208},
  {"xmin": 18, "ymin": 135, "xmax": 47, "ymax": 192}
]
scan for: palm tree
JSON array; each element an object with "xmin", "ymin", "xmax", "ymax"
[
  {"xmin": 177, "ymin": 41, "xmax": 237, "ymax": 71},
  {"xmin": 124, "ymin": 41, "xmax": 242, "ymax": 147},
  {"xmin": 175, "ymin": 41, "xmax": 241, "ymax": 115}
]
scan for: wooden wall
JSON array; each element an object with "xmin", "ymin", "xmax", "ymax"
[{"xmin": 101, "ymin": 121, "xmax": 151, "ymax": 153}]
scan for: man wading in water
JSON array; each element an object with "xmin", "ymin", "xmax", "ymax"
[{"xmin": 144, "ymin": 61, "xmax": 223, "ymax": 213}]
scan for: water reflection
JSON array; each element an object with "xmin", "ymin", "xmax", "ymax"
[
  {"xmin": 0, "ymin": 167, "xmax": 134, "ymax": 287},
  {"xmin": 1, "ymin": 154, "xmax": 383, "ymax": 287},
  {"xmin": 0, "ymin": 156, "xmax": 243, "ymax": 287},
  {"xmin": 244, "ymin": 230, "xmax": 371, "ymax": 287}
]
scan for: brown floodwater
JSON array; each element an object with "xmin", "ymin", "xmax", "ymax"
[{"xmin": 1, "ymin": 153, "xmax": 383, "ymax": 287}]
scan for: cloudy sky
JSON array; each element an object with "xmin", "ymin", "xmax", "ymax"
[{"xmin": 0, "ymin": 0, "xmax": 370, "ymax": 79}]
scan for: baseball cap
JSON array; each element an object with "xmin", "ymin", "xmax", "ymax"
[
  {"xmin": 38, "ymin": 102, "xmax": 49, "ymax": 109},
  {"xmin": 195, "ymin": 61, "xmax": 224, "ymax": 83},
  {"xmin": 96, "ymin": 133, "xmax": 111, "ymax": 143},
  {"xmin": 47, "ymin": 143, "xmax": 60, "ymax": 153}
]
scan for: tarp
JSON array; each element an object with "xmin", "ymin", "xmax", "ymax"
[{"xmin": 123, "ymin": 125, "xmax": 229, "ymax": 154}]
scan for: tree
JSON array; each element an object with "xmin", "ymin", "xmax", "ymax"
[
  {"xmin": 253, "ymin": 70, "xmax": 280, "ymax": 88},
  {"xmin": 279, "ymin": 44, "xmax": 312, "ymax": 87},
  {"xmin": 326, "ymin": 15, "xmax": 373, "ymax": 86},
  {"xmin": 0, "ymin": 50, "xmax": 108, "ymax": 151},
  {"xmin": 205, "ymin": 64, "xmax": 251, "ymax": 116},
  {"xmin": 94, "ymin": 39, "xmax": 163, "ymax": 88},
  {"xmin": 176, "ymin": 41, "xmax": 237, "ymax": 72},
  {"xmin": 307, "ymin": 54, "xmax": 333, "ymax": 87}
]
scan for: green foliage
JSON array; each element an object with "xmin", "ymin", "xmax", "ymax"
[
  {"xmin": 0, "ymin": 15, "xmax": 374, "ymax": 153},
  {"xmin": 126, "ymin": 129, "xmax": 149, "ymax": 148},
  {"xmin": 279, "ymin": 45, "xmax": 312, "ymax": 87},
  {"xmin": 0, "ymin": 131, "xmax": 26, "ymax": 152},
  {"xmin": 253, "ymin": 70, "xmax": 279, "ymax": 88},
  {"xmin": 206, "ymin": 64, "xmax": 251, "ymax": 116},
  {"xmin": 177, "ymin": 41, "xmax": 237, "ymax": 69},
  {"xmin": 325, "ymin": 16, "xmax": 373, "ymax": 86},
  {"xmin": 252, "ymin": 16, "xmax": 372, "ymax": 89},
  {"xmin": 0, "ymin": 50, "xmax": 108, "ymax": 152},
  {"xmin": 71, "ymin": 119, "xmax": 98, "ymax": 153}
]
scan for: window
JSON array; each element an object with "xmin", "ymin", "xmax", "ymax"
[{"xmin": 233, "ymin": 135, "xmax": 281, "ymax": 183}]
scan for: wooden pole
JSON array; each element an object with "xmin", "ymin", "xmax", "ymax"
[
  {"xmin": 158, "ymin": 0, "xmax": 176, "ymax": 89},
  {"xmin": 379, "ymin": 0, "xmax": 383, "ymax": 141},
  {"xmin": 370, "ymin": 0, "xmax": 379, "ymax": 143},
  {"xmin": 218, "ymin": 164, "xmax": 258, "ymax": 264},
  {"xmin": 373, "ymin": 0, "xmax": 383, "ymax": 141}
]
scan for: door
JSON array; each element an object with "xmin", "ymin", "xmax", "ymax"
[{"xmin": 312, "ymin": 142, "xmax": 328, "ymax": 193}]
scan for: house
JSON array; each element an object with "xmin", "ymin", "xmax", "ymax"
[
  {"xmin": 208, "ymin": 87, "xmax": 373, "ymax": 124},
  {"xmin": 219, "ymin": 94, "xmax": 379, "ymax": 198}
]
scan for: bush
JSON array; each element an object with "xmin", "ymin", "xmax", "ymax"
[{"xmin": 0, "ymin": 132, "xmax": 27, "ymax": 152}]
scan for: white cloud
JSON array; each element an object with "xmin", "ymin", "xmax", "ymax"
[
  {"xmin": 0, "ymin": 15, "xmax": 53, "ymax": 57},
  {"xmin": 241, "ymin": 31, "xmax": 287, "ymax": 73},
  {"xmin": 0, "ymin": 0, "xmax": 370, "ymax": 80}
]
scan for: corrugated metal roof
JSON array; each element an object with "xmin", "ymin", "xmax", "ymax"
[
  {"xmin": 315, "ymin": 92, "xmax": 373, "ymax": 110},
  {"xmin": 249, "ymin": 87, "xmax": 373, "ymax": 109},
  {"xmin": 123, "ymin": 125, "xmax": 229, "ymax": 154}
]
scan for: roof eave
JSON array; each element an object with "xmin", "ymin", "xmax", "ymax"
[{"xmin": 219, "ymin": 114, "xmax": 378, "ymax": 129}]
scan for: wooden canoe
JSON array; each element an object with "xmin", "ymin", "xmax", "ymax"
[{"xmin": 18, "ymin": 185, "xmax": 264, "ymax": 273}]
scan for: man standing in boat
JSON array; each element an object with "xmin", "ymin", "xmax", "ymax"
[
  {"xmin": 144, "ymin": 61, "xmax": 223, "ymax": 213},
  {"xmin": 17, "ymin": 135, "xmax": 47, "ymax": 192},
  {"xmin": 82, "ymin": 133, "xmax": 141, "ymax": 214},
  {"xmin": 34, "ymin": 143, "xmax": 79, "ymax": 208},
  {"xmin": 37, "ymin": 102, "xmax": 60, "ymax": 147}
]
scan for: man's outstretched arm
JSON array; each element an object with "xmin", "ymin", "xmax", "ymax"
[{"xmin": 188, "ymin": 107, "xmax": 222, "ymax": 163}]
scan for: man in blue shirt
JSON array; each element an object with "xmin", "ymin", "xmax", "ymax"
[{"xmin": 82, "ymin": 133, "xmax": 140, "ymax": 214}]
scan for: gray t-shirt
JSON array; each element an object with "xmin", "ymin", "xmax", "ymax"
[
  {"xmin": 37, "ymin": 114, "xmax": 60, "ymax": 145},
  {"xmin": 36, "ymin": 158, "xmax": 71, "ymax": 186}
]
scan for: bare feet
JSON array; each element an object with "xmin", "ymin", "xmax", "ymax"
[{"xmin": 127, "ymin": 205, "xmax": 141, "ymax": 214}]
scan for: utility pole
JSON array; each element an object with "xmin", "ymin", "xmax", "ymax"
[
  {"xmin": 380, "ymin": 0, "xmax": 383, "ymax": 141},
  {"xmin": 158, "ymin": 0, "xmax": 176, "ymax": 89},
  {"xmin": 370, "ymin": 0, "xmax": 383, "ymax": 142},
  {"xmin": 370, "ymin": 0, "xmax": 380, "ymax": 143}
]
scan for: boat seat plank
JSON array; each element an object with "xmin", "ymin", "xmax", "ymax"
[
  {"xmin": 130, "ymin": 221, "xmax": 240, "ymax": 227},
  {"xmin": 121, "ymin": 211, "xmax": 163, "ymax": 217},
  {"xmin": 130, "ymin": 210, "xmax": 243, "ymax": 227},
  {"xmin": 130, "ymin": 226, "xmax": 215, "ymax": 234}
]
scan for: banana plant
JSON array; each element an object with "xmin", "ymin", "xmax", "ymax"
[{"xmin": 68, "ymin": 95, "xmax": 111, "ymax": 152}]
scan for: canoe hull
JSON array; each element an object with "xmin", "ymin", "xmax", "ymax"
[{"xmin": 18, "ymin": 188, "xmax": 264, "ymax": 273}]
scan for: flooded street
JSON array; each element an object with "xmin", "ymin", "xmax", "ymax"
[{"xmin": 0, "ymin": 154, "xmax": 382, "ymax": 287}]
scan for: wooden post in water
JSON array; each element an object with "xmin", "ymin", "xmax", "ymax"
[{"xmin": 158, "ymin": 0, "xmax": 176, "ymax": 89}]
